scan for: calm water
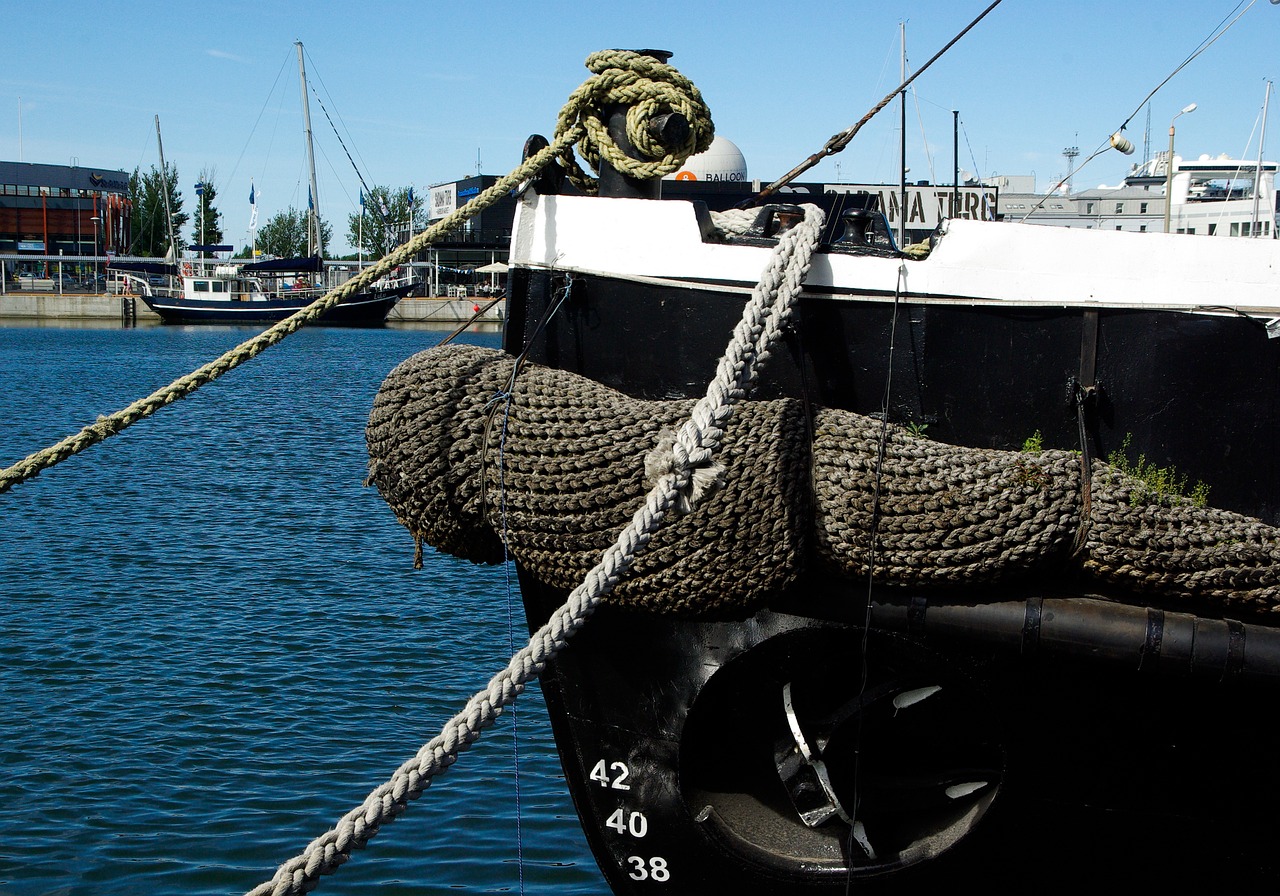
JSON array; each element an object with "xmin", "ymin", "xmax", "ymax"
[{"xmin": 0, "ymin": 323, "xmax": 606, "ymax": 895}]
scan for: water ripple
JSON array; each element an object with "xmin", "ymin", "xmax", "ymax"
[{"xmin": 0, "ymin": 326, "xmax": 604, "ymax": 896}]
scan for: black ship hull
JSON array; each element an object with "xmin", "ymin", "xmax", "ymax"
[
  {"xmin": 141, "ymin": 286, "xmax": 408, "ymax": 326},
  {"xmin": 502, "ymin": 263, "xmax": 1280, "ymax": 891}
]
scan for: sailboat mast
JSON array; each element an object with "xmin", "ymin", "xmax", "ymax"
[
  {"xmin": 1252, "ymin": 80, "xmax": 1271, "ymax": 238},
  {"xmin": 154, "ymin": 115, "xmax": 178, "ymax": 261},
  {"xmin": 296, "ymin": 40, "xmax": 322, "ymax": 257},
  {"xmin": 899, "ymin": 22, "xmax": 908, "ymax": 249}
]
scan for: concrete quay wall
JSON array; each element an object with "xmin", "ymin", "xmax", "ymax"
[
  {"xmin": 0, "ymin": 293, "xmax": 502, "ymax": 325},
  {"xmin": 0, "ymin": 292, "xmax": 158, "ymax": 322}
]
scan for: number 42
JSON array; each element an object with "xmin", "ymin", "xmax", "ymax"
[{"xmin": 590, "ymin": 759, "xmax": 631, "ymax": 790}]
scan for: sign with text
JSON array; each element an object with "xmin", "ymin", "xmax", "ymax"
[
  {"xmin": 824, "ymin": 184, "xmax": 999, "ymax": 229},
  {"xmin": 429, "ymin": 183, "xmax": 457, "ymax": 221}
]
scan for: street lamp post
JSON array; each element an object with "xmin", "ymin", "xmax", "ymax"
[
  {"xmin": 195, "ymin": 181, "xmax": 206, "ymax": 262},
  {"xmin": 91, "ymin": 215, "xmax": 101, "ymax": 281},
  {"xmin": 1164, "ymin": 103, "xmax": 1197, "ymax": 234}
]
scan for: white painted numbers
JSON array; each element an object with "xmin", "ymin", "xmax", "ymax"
[
  {"xmin": 590, "ymin": 759, "xmax": 631, "ymax": 790},
  {"xmin": 591, "ymin": 758, "xmax": 669, "ymax": 883},
  {"xmin": 627, "ymin": 855, "xmax": 670, "ymax": 881},
  {"xmin": 607, "ymin": 807, "xmax": 648, "ymax": 838}
]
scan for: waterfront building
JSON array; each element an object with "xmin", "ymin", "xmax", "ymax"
[
  {"xmin": 420, "ymin": 174, "xmax": 519, "ymax": 295},
  {"xmin": 0, "ymin": 160, "xmax": 131, "ymax": 275},
  {"xmin": 994, "ymin": 153, "xmax": 1277, "ymax": 236}
]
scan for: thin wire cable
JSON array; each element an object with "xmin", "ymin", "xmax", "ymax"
[
  {"xmin": 308, "ymin": 85, "xmax": 389, "ymax": 231},
  {"xmin": 497, "ymin": 395, "xmax": 526, "ymax": 896},
  {"xmin": 753, "ymin": 0, "xmax": 1004, "ymax": 203},
  {"xmin": 911, "ymin": 88, "xmax": 937, "ymax": 183},
  {"xmin": 1022, "ymin": 0, "xmax": 1259, "ymax": 220},
  {"xmin": 844, "ymin": 261, "xmax": 907, "ymax": 891},
  {"xmin": 224, "ymin": 50, "xmax": 293, "ymax": 195},
  {"xmin": 485, "ymin": 275, "xmax": 577, "ymax": 896},
  {"xmin": 302, "ymin": 46, "xmax": 377, "ymax": 199}
]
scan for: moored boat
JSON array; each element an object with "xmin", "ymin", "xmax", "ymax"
[
  {"xmin": 364, "ymin": 47, "xmax": 1280, "ymax": 892},
  {"xmin": 111, "ymin": 256, "xmax": 410, "ymax": 326},
  {"xmin": 114, "ymin": 40, "xmax": 412, "ymax": 328}
]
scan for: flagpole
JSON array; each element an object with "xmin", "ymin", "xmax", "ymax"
[{"xmin": 249, "ymin": 179, "xmax": 258, "ymax": 258}]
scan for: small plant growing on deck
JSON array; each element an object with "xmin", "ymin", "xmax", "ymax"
[
  {"xmin": 1021, "ymin": 430, "xmax": 1044, "ymax": 455},
  {"xmin": 1106, "ymin": 434, "xmax": 1210, "ymax": 508}
]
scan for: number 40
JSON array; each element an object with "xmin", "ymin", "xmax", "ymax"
[{"xmin": 607, "ymin": 807, "xmax": 648, "ymax": 838}]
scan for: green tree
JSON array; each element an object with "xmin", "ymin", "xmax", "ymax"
[
  {"xmin": 190, "ymin": 169, "xmax": 224, "ymax": 257},
  {"xmin": 256, "ymin": 207, "xmax": 332, "ymax": 258},
  {"xmin": 128, "ymin": 162, "xmax": 188, "ymax": 258},
  {"xmin": 346, "ymin": 185, "xmax": 419, "ymax": 261}
]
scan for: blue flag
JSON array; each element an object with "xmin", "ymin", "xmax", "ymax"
[
  {"xmin": 249, "ymin": 183, "xmax": 255, "ymax": 205},
  {"xmin": 308, "ymin": 185, "xmax": 314, "ymax": 210},
  {"xmin": 359, "ymin": 188, "xmax": 365, "ymax": 209}
]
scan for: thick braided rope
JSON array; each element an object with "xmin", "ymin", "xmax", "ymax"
[
  {"xmin": 813, "ymin": 417, "xmax": 1280, "ymax": 615},
  {"xmin": 366, "ymin": 345, "xmax": 812, "ymax": 615},
  {"xmin": 247, "ymin": 208, "xmax": 826, "ymax": 895},
  {"xmin": 655, "ymin": 204, "xmax": 824, "ymax": 485},
  {"xmin": 1081, "ymin": 465, "xmax": 1280, "ymax": 614},
  {"xmin": 0, "ymin": 137, "xmax": 569, "ymax": 496},
  {"xmin": 813, "ymin": 415, "xmax": 1084, "ymax": 585},
  {"xmin": 376, "ymin": 371, "xmax": 1280, "ymax": 618},
  {"xmin": 0, "ymin": 49, "xmax": 716, "ymax": 496},
  {"xmin": 553, "ymin": 49, "xmax": 714, "ymax": 195}
]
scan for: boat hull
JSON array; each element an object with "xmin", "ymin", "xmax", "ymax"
[
  {"xmin": 519, "ymin": 574, "xmax": 1280, "ymax": 891},
  {"xmin": 505, "ymin": 267, "xmax": 1280, "ymax": 525},
  {"xmin": 503, "ymin": 256, "xmax": 1280, "ymax": 890},
  {"xmin": 140, "ymin": 286, "xmax": 408, "ymax": 326}
]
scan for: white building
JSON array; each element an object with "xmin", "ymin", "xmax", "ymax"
[{"xmin": 994, "ymin": 153, "xmax": 1277, "ymax": 237}]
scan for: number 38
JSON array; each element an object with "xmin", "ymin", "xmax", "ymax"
[{"xmin": 627, "ymin": 855, "xmax": 670, "ymax": 882}]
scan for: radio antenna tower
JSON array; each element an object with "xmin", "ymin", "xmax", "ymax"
[{"xmin": 1062, "ymin": 143, "xmax": 1080, "ymax": 194}]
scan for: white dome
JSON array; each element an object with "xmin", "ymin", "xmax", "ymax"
[{"xmin": 665, "ymin": 135, "xmax": 748, "ymax": 183}]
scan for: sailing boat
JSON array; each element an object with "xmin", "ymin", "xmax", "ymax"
[{"xmin": 116, "ymin": 42, "xmax": 411, "ymax": 326}]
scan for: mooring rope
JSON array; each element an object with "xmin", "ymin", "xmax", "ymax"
[
  {"xmin": 0, "ymin": 49, "xmax": 713, "ymax": 497},
  {"xmin": 248, "ymin": 203, "xmax": 825, "ymax": 895}
]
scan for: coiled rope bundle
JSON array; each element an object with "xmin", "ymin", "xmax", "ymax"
[
  {"xmin": 554, "ymin": 49, "xmax": 714, "ymax": 193},
  {"xmin": 368, "ymin": 345, "xmax": 1280, "ymax": 618},
  {"xmin": 366, "ymin": 344, "xmax": 812, "ymax": 616}
]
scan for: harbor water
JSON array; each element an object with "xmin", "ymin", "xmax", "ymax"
[{"xmin": 0, "ymin": 323, "xmax": 606, "ymax": 895}]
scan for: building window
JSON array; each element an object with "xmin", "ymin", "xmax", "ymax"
[
  {"xmin": 1140, "ymin": 225, "xmax": 1147, "ymax": 232},
  {"xmin": 1231, "ymin": 223, "xmax": 1241, "ymax": 236},
  {"xmin": 1086, "ymin": 202, "xmax": 1094, "ymax": 214},
  {"xmin": 1115, "ymin": 203, "xmax": 1124, "ymax": 214},
  {"xmin": 1209, "ymin": 223, "xmax": 1217, "ymax": 235},
  {"xmin": 1140, "ymin": 202, "xmax": 1148, "ymax": 213}
]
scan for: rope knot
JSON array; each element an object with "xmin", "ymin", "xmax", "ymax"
[
  {"xmin": 644, "ymin": 429, "xmax": 724, "ymax": 514},
  {"xmin": 554, "ymin": 50, "xmax": 715, "ymax": 194}
]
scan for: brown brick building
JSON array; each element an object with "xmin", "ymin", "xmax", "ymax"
[{"xmin": 0, "ymin": 161, "xmax": 131, "ymax": 268}]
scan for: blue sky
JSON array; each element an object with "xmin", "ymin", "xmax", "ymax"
[{"xmin": 4, "ymin": 0, "xmax": 1277, "ymax": 253}]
